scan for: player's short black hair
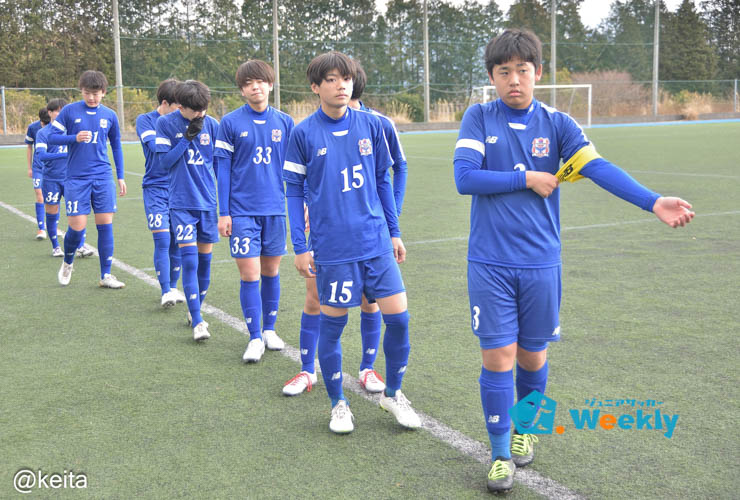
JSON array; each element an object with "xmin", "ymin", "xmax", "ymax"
[
  {"xmin": 38, "ymin": 107, "xmax": 50, "ymax": 125},
  {"xmin": 351, "ymin": 60, "xmax": 366, "ymax": 101},
  {"xmin": 46, "ymin": 98, "xmax": 67, "ymax": 112},
  {"xmin": 484, "ymin": 28, "xmax": 542, "ymax": 75},
  {"xmin": 306, "ymin": 51, "xmax": 354, "ymax": 87},
  {"xmin": 236, "ymin": 60, "xmax": 275, "ymax": 88},
  {"xmin": 175, "ymin": 80, "xmax": 210, "ymax": 111},
  {"xmin": 78, "ymin": 70, "xmax": 108, "ymax": 92},
  {"xmin": 156, "ymin": 79, "xmax": 179, "ymax": 105}
]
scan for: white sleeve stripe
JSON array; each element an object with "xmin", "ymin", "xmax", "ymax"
[
  {"xmin": 283, "ymin": 161, "xmax": 307, "ymax": 175},
  {"xmin": 35, "ymin": 142, "xmax": 47, "ymax": 150},
  {"xmin": 455, "ymin": 138, "xmax": 485, "ymax": 155},
  {"xmin": 52, "ymin": 120, "xmax": 65, "ymax": 132},
  {"xmin": 215, "ymin": 140, "xmax": 234, "ymax": 153},
  {"xmin": 140, "ymin": 130, "xmax": 156, "ymax": 139},
  {"xmin": 26, "ymin": 135, "xmax": 33, "ymax": 141},
  {"xmin": 155, "ymin": 137, "xmax": 171, "ymax": 146}
]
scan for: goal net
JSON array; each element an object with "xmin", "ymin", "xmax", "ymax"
[{"xmin": 470, "ymin": 84, "xmax": 592, "ymax": 128}]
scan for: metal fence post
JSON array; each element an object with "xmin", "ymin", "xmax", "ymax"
[{"xmin": 1, "ymin": 86, "xmax": 6, "ymax": 135}]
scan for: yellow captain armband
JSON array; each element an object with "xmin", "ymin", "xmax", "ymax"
[{"xmin": 555, "ymin": 144, "xmax": 601, "ymax": 183}]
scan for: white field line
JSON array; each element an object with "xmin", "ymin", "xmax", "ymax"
[{"xmin": 2, "ymin": 198, "xmax": 584, "ymax": 499}]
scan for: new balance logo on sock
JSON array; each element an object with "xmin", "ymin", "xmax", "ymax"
[
  {"xmin": 189, "ymin": 294, "xmax": 197, "ymax": 300},
  {"xmin": 246, "ymin": 318, "xmax": 252, "ymax": 324},
  {"xmin": 200, "ymin": 291, "xmax": 207, "ymax": 296},
  {"xmin": 301, "ymin": 349, "xmax": 308, "ymax": 355},
  {"xmin": 107, "ymin": 256, "xmax": 113, "ymax": 261},
  {"xmin": 398, "ymin": 366, "xmax": 407, "ymax": 374},
  {"xmin": 156, "ymin": 271, "xmax": 161, "ymax": 276},
  {"xmin": 488, "ymin": 414, "xmax": 500, "ymax": 423},
  {"xmin": 365, "ymin": 348, "xmax": 376, "ymax": 355},
  {"xmin": 331, "ymin": 372, "xmax": 341, "ymax": 380}
]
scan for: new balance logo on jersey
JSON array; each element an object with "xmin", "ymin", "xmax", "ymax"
[
  {"xmin": 317, "ymin": 147, "xmax": 327, "ymax": 156},
  {"xmin": 74, "ymin": 119, "xmax": 82, "ymax": 124},
  {"xmin": 398, "ymin": 366, "xmax": 407, "ymax": 374},
  {"xmin": 358, "ymin": 138, "xmax": 372, "ymax": 156},
  {"xmin": 365, "ymin": 348, "xmax": 376, "ymax": 355},
  {"xmin": 488, "ymin": 414, "xmax": 500, "ymax": 424},
  {"xmin": 486, "ymin": 136, "xmax": 498, "ymax": 144},
  {"xmin": 272, "ymin": 129, "xmax": 282, "ymax": 142},
  {"xmin": 331, "ymin": 372, "xmax": 341, "ymax": 380},
  {"xmin": 176, "ymin": 133, "xmax": 183, "ymax": 138},
  {"xmin": 240, "ymin": 131, "xmax": 249, "ymax": 137}
]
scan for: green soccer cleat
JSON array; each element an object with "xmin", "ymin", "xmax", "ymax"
[
  {"xmin": 511, "ymin": 433, "xmax": 538, "ymax": 467},
  {"xmin": 487, "ymin": 457, "xmax": 515, "ymax": 493}
]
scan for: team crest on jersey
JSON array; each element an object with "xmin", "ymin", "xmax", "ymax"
[
  {"xmin": 531, "ymin": 137, "xmax": 550, "ymax": 158},
  {"xmin": 358, "ymin": 138, "xmax": 372, "ymax": 156},
  {"xmin": 200, "ymin": 134, "xmax": 210, "ymax": 146},
  {"xmin": 272, "ymin": 129, "xmax": 282, "ymax": 142},
  {"xmin": 240, "ymin": 131, "xmax": 249, "ymax": 138},
  {"xmin": 100, "ymin": 118, "xmax": 108, "ymax": 128}
]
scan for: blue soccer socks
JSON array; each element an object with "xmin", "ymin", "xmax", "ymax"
[
  {"xmin": 197, "ymin": 252, "xmax": 212, "ymax": 304},
  {"xmin": 96, "ymin": 223, "xmax": 114, "ymax": 278},
  {"xmin": 181, "ymin": 246, "xmax": 203, "ymax": 326},
  {"xmin": 382, "ymin": 310, "xmax": 410, "ymax": 396},
  {"xmin": 152, "ymin": 231, "xmax": 171, "ymax": 294},
  {"xmin": 240, "ymin": 279, "xmax": 262, "ymax": 339},
  {"xmin": 169, "ymin": 232, "xmax": 181, "ymax": 287},
  {"xmin": 360, "ymin": 310, "xmax": 382, "ymax": 372},
  {"xmin": 261, "ymin": 274, "xmax": 280, "ymax": 332},
  {"xmin": 63, "ymin": 227, "xmax": 84, "ymax": 264},
  {"xmin": 35, "ymin": 202, "xmax": 45, "ymax": 230},
  {"xmin": 515, "ymin": 361, "xmax": 549, "ymax": 432},
  {"xmin": 46, "ymin": 212, "xmax": 60, "ymax": 250},
  {"xmin": 318, "ymin": 313, "xmax": 349, "ymax": 406},
  {"xmin": 480, "ymin": 367, "xmax": 514, "ymax": 460},
  {"xmin": 300, "ymin": 312, "xmax": 320, "ymax": 374}
]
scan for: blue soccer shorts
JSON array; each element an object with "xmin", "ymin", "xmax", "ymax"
[
  {"xmin": 42, "ymin": 179, "xmax": 64, "ymax": 206},
  {"xmin": 316, "ymin": 251, "xmax": 405, "ymax": 308},
  {"xmin": 170, "ymin": 208, "xmax": 219, "ymax": 244},
  {"xmin": 64, "ymin": 178, "xmax": 117, "ymax": 216},
  {"xmin": 467, "ymin": 261, "xmax": 562, "ymax": 351},
  {"xmin": 229, "ymin": 215, "xmax": 287, "ymax": 258},
  {"xmin": 32, "ymin": 170, "xmax": 43, "ymax": 190},
  {"xmin": 143, "ymin": 186, "xmax": 171, "ymax": 231}
]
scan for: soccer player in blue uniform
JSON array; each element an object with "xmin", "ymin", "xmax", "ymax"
[
  {"xmin": 136, "ymin": 78, "xmax": 186, "ymax": 308},
  {"xmin": 215, "ymin": 60, "xmax": 294, "ymax": 362},
  {"xmin": 283, "ymin": 51, "xmax": 421, "ymax": 433},
  {"xmin": 49, "ymin": 70, "xmax": 127, "ymax": 289},
  {"xmin": 26, "ymin": 108, "xmax": 48, "ymax": 240},
  {"xmin": 282, "ymin": 60, "xmax": 408, "ymax": 396},
  {"xmin": 156, "ymin": 80, "xmax": 219, "ymax": 342},
  {"xmin": 453, "ymin": 29, "xmax": 695, "ymax": 493}
]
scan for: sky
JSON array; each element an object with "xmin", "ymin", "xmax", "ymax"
[{"xmin": 376, "ymin": 0, "xmax": 690, "ymax": 28}]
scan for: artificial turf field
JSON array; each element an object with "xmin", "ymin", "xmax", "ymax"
[{"xmin": 1, "ymin": 121, "xmax": 738, "ymax": 499}]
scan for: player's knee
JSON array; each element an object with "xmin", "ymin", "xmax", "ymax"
[{"xmin": 516, "ymin": 342, "xmax": 548, "ymax": 370}]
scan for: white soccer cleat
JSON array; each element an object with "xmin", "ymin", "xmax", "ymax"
[
  {"xmin": 186, "ymin": 311, "xmax": 208, "ymax": 328},
  {"xmin": 58, "ymin": 261, "xmax": 74, "ymax": 286},
  {"xmin": 160, "ymin": 290, "xmax": 178, "ymax": 308},
  {"xmin": 172, "ymin": 288, "xmax": 186, "ymax": 303},
  {"xmin": 282, "ymin": 371, "xmax": 318, "ymax": 396},
  {"xmin": 75, "ymin": 243, "xmax": 95, "ymax": 258},
  {"xmin": 51, "ymin": 246, "xmax": 64, "ymax": 258},
  {"xmin": 36, "ymin": 229, "xmax": 47, "ymax": 240},
  {"xmin": 379, "ymin": 390, "xmax": 422, "ymax": 429},
  {"xmin": 242, "ymin": 338, "xmax": 265, "ymax": 363},
  {"xmin": 99, "ymin": 273, "xmax": 125, "ymax": 289},
  {"xmin": 263, "ymin": 330, "xmax": 285, "ymax": 350},
  {"xmin": 193, "ymin": 321, "xmax": 211, "ymax": 341},
  {"xmin": 359, "ymin": 368, "xmax": 386, "ymax": 393},
  {"xmin": 329, "ymin": 400, "xmax": 354, "ymax": 434}
]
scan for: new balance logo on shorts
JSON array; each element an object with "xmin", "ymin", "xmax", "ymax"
[
  {"xmin": 552, "ymin": 326, "xmax": 561, "ymax": 336},
  {"xmin": 331, "ymin": 372, "xmax": 341, "ymax": 380}
]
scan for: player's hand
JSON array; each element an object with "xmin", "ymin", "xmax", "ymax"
[
  {"xmin": 27, "ymin": 167, "xmax": 32, "ymax": 178},
  {"xmin": 118, "ymin": 179, "xmax": 127, "ymax": 196},
  {"xmin": 185, "ymin": 117, "xmax": 204, "ymax": 141},
  {"xmin": 76, "ymin": 131, "xmax": 92, "ymax": 143},
  {"xmin": 526, "ymin": 171, "xmax": 559, "ymax": 198},
  {"xmin": 392, "ymin": 237, "xmax": 406, "ymax": 263},
  {"xmin": 303, "ymin": 203, "xmax": 310, "ymax": 232},
  {"xmin": 294, "ymin": 251, "xmax": 316, "ymax": 278},
  {"xmin": 218, "ymin": 215, "xmax": 232, "ymax": 237},
  {"xmin": 652, "ymin": 197, "xmax": 695, "ymax": 228}
]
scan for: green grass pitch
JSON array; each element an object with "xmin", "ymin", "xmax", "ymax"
[{"xmin": 1, "ymin": 122, "xmax": 738, "ymax": 498}]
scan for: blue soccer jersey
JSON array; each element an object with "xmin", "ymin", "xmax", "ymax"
[
  {"xmin": 156, "ymin": 110, "xmax": 219, "ymax": 211},
  {"xmin": 35, "ymin": 124, "xmax": 68, "ymax": 181},
  {"xmin": 136, "ymin": 109, "xmax": 169, "ymax": 188},
  {"xmin": 26, "ymin": 120, "xmax": 44, "ymax": 172},
  {"xmin": 283, "ymin": 107, "xmax": 395, "ymax": 265},
  {"xmin": 49, "ymin": 100, "xmax": 123, "ymax": 180},
  {"xmin": 215, "ymin": 104, "xmax": 294, "ymax": 216}
]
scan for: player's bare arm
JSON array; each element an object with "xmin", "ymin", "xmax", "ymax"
[{"xmin": 652, "ymin": 197, "xmax": 695, "ymax": 228}]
